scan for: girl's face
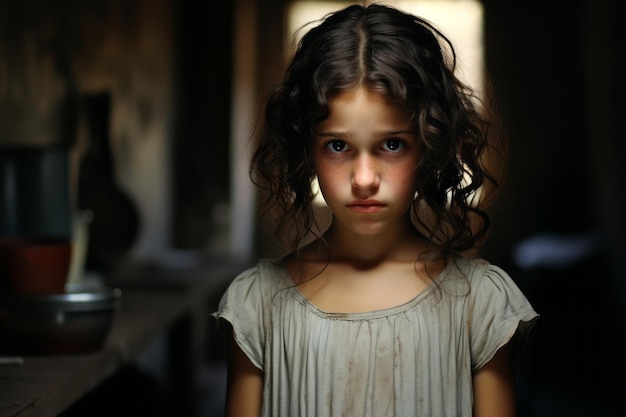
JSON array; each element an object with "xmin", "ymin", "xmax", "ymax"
[{"xmin": 312, "ymin": 86, "xmax": 419, "ymax": 237}]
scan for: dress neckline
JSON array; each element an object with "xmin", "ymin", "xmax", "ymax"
[{"xmin": 268, "ymin": 258, "xmax": 455, "ymax": 320}]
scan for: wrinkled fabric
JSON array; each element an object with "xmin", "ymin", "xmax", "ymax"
[{"xmin": 215, "ymin": 256, "xmax": 538, "ymax": 417}]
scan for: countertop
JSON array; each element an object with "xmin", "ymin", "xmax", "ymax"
[{"xmin": 0, "ymin": 258, "xmax": 243, "ymax": 417}]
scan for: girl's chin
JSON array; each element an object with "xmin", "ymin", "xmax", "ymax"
[{"xmin": 331, "ymin": 221, "xmax": 398, "ymax": 238}]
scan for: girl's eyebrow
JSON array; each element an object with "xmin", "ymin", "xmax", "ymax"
[
  {"xmin": 314, "ymin": 131, "xmax": 346, "ymax": 138},
  {"xmin": 381, "ymin": 129, "xmax": 415, "ymax": 136},
  {"xmin": 314, "ymin": 129, "xmax": 415, "ymax": 137}
]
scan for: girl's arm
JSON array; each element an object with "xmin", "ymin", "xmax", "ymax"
[
  {"xmin": 472, "ymin": 343, "xmax": 516, "ymax": 417},
  {"xmin": 226, "ymin": 331, "xmax": 264, "ymax": 417}
]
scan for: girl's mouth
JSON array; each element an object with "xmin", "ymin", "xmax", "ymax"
[{"xmin": 347, "ymin": 200, "xmax": 386, "ymax": 213}]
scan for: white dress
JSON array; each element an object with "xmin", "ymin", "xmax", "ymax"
[{"xmin": 214, "ymin": 256, "xmax": 538, "ymax": 417}]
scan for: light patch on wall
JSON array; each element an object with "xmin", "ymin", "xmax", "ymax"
[{"xmin": 287, "ymin": 0, "xmax": 484, "ymax": 96}]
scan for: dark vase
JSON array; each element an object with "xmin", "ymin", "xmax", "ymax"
[{"xmin": 78, "ymin": 93, "xmax": 140, "ymax": 274}]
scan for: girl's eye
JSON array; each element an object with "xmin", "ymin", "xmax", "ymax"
[
  {"xmin": 382, "ymin": 139, "xmax": 405, "ymax": 152},
  {"xmin": 326, "ymin": 140, "xmax": 349, "ymax": 153}
]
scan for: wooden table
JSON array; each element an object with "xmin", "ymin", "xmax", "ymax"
[{"xmin": 0, "ymin": 259, "xmax": 241, "ymax": 417}]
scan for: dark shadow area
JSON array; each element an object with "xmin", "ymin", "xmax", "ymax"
[
  {"xmin": 514, "ymin": 247, "xmax": 624, "ymax": 416},
  {"xmin": 59, "ymin": 365, "xmax": 174, "ymax": 417}
]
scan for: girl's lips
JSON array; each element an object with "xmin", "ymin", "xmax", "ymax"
[{"xmin": 347, "ymin": 200, "xmax": 386, "ymax": 213}]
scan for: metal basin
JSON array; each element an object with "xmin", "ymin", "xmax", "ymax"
[{"xmin": 0, "ymin": 288, "xmax": 121, "ymax": 355}]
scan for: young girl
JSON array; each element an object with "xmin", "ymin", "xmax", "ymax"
[{"xmin": 215, "ymin": 4, "xmax": 538, "ymax": 416}]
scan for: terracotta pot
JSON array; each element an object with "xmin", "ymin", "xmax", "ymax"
[{"xmin": 0, "ymin": 237, "xmax": 72, "ymax": 294}]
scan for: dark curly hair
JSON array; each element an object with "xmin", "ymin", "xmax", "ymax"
[{"xmin": 251, "ymin": 4, "xmax": 504, "ymax": 260}]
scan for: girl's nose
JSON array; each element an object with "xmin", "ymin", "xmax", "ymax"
[{"xmin": 351, "ymin": 155, "xmax": 380, "ymax": 193}]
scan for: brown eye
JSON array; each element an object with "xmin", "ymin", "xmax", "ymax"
[
  {"xmin": 326, "ymin": 140, "xmax": 349, "ymax": 153},
  {"xmin": 382, "ymin": 139, "xmax": 404, "ymax": 152}
]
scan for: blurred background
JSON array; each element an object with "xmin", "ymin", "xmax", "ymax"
[{"xmin": 0, "ymin": 0, "xmax": 624, "ymax": 416}]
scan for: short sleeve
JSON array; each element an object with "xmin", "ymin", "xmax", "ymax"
[
  {"xmin": 213, "ymin": 266, "xmax": 265, "ymax": 370},
  {"xmin": 469, "ymin": 263, "xmax": 538, "ymax": 370}
]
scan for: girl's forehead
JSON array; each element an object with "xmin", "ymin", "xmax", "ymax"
[
  {"xmin": 316, "ymin": 86, "xmax": 414, "ymax": 133},
  {"xmin": 330, "ymin": 87, "xmax": 409, "ymax": 114},
  {"xmin": 327, "ymin": 83, "xmax": 412, "ymax": 112}
]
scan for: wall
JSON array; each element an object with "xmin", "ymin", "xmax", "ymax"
[
  {"xmin": 0, "ymin": 0, "xmax": 175, "ymax": 265},
  {"xmin": 483, "ymin": 0, "xmax": 625, "ymax": 415}
]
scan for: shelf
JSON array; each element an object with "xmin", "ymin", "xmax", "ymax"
[{"xmin": 0, "ymin": 260, "xmax": 240, "ymax": 417}]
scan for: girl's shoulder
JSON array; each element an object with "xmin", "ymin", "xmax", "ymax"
[
  {"xmin": 226, "ymin": 258, "xmax": 291, "ymax": 298},
  {"xmin": 449, "ymin": 255, "xmax": 537, "ymax": 322},
  {"xmin": 214, "ymin": 260, "xmax": 289, "ymax": 370},
  {"xmin": 215, "ymin": 259, "xmax": 292, "ymax": 328},
  {"xmin": 450, "ymin": 256, "xmax": 538, "ymax": 369},
  {"xmin": 446, "ymin": 256, "xmax": 511, "ymax": 283},
  {"xmin": 440, "ymin": 256, "xmax": 526, "ymax": 300}
]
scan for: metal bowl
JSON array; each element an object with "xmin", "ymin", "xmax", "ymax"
[{"xmin": 0, "ymin": 288, "xmax": 121, "ymax": 355}]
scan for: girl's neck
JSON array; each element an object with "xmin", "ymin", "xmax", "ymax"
[
  {"xmin": 322, "ymin": 215, "xmax": 427, "ymax": 268},
  {"xmin": 289, "ymin": 214, "xmax": 444, "ymax": 313}
]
